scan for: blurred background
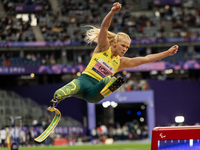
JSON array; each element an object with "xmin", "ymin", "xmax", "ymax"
[{"xmin": 0, "ymin": 0, "xmax": 200, "ymax": 147}]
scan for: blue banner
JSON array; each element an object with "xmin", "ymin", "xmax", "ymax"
[
  {"xmin": 0, "ymin": 37, "xmax": 200, "ymax": 47},
  {"xmin": 15, "ymin": 5, "xmax": 43, "ymax": 12},
  {"xmin": 0, "ymin": 60, "xmax": 200, "ymax": 75}
]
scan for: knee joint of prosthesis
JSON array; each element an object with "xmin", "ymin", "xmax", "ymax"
[{"xmin": 100, "ymin": 76, "xmax": 125, "ymax": 97}]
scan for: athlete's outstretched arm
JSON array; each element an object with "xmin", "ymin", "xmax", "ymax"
[
  {"xmin": 118, "ymin": 45, "xmax": 179, "ymax": 71},
  {"xmin": 94, "ymin": 2, "xmax": 122, "ymax": 53}
]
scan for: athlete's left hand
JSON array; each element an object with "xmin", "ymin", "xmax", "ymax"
[{"xmin": 167, "ymin": 45, "xmax": 179, "ymax": 56}]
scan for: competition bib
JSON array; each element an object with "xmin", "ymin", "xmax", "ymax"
[{"xmin": 92, "ymin": 58, "xmax": 115, "ymax": 78}]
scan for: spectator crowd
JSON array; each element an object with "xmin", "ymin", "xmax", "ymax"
[
  {"xmin": 0, "ymin": 121, "xmax": 148, "ymax": 147},
  {"xmin": 0, "ymin": 0, "xmax": 200, "ymax": 67},
  {"xmin": 1, "ymin": 0, "xmax": 200, "ymax": 42}
]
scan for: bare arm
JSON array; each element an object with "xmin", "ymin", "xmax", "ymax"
[
  {"xmin": 118, "ymin": 45, "xmax": 179, "ymax": 71},
  {"xmin": 94, "ymin": 2, "xmax": 122, "ymax": 53}
]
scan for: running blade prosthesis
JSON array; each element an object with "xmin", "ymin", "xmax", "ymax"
[
  {"xmin": 100, "ymin": 76, "xmax": 125, "ymax": 97},
  {"xmin": 34, "ymin": 107, "xmax": 61, "ymax": 143}
]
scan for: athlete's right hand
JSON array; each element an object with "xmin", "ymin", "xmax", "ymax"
[{"xmin": 111, "ymin": 2, "xmax": 122, "ymax": 13}]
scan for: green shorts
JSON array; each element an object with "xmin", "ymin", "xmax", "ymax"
[{"xmin": 54, "ymin": 74, "xmax": 111, "ymax": 103}]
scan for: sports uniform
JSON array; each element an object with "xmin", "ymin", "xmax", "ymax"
[{"xmin": 53, "ymin": 47, "xmax": 123, "ymax": 103}]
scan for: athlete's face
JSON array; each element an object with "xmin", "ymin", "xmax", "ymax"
[{"xmin": 115, "ymin": 40, "xmax": 130, "ymax": 57}]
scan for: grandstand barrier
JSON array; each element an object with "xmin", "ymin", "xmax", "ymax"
[
  {"xmin": 151, "ymin": 126, "xmax": 200, "ymax": 150},
  {"xmin": 1, "ymin": 37, "xmax": 200, "ymax": 47},
  {"xmin": 1, "ymin": 60, "xmax": 200, "ymax": 74}
]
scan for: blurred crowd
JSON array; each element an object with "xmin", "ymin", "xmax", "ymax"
[
  {"xmin": 0, "ymin": 123, "xmax": 84, "ymax": 147},
  {"xmin": 0, "ymin": 125, "xmax": 38, "ymax": 148},
  {"xmin": 116, "ymin": 72, "xmax": 149, "ymax": 91},
  {"xmin": 0, "ymin": 0, "xmax": 200, "ymax": 67},
  {"xmin": 91, "ymin": 121, "xmax": 148, "ymax": 144},
  {"xmin": 0, "ymin": 120, "xmax": 148, "ymax": 147},
  {"xmin": 32, "ymin": 0, "xmax": 200, "ymax": 40},
  {"xmin": 0, "ymin": 0, "xmax": 200, "ymax": 42},
  {"xmin": 0, "ymin": 15, "xmax": 35, "ymax": 42},
  {"xmin": 0, "ymin": 52, "xmax": 57, "ymax": 66}
]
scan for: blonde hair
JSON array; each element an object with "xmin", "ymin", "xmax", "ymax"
[{"xmin": 84, "ymin": 26, "xmax": 131, "ymax": 45}]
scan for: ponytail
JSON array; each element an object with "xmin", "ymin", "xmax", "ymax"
[
  {"xmin": 85, "ymin": 26, "xmax": 116, "ymax": 44},
  {"xmin": 84, "ymin": 25, "xmax": 130, "ymax": 45}
]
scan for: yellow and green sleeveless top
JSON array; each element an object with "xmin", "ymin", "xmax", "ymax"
[{"xmin": 82, "ymin": 47, "xmax": 120, "ymax": 81}]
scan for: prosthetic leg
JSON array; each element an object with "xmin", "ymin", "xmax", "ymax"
[{"xmin": 34, "ymin": 107, "xmax": 61, "ymax": 143}]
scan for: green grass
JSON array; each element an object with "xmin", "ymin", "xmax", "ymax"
[{"xmin": 3, "ymin": 142, "xmax": 151, "ymax": 150}]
